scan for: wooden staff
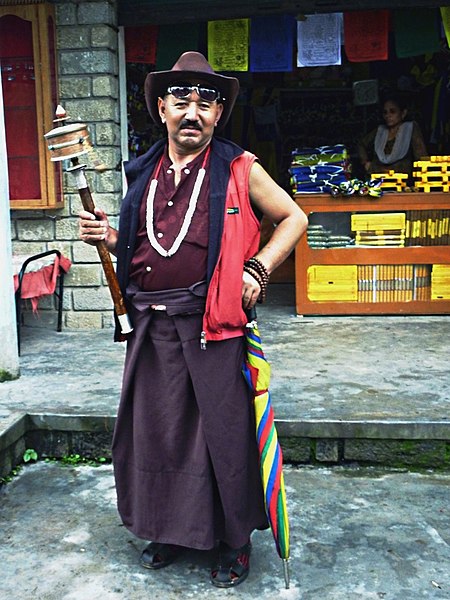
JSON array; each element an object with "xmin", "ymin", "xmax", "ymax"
[
  {"xmin": 70, "ymin": 162, "xmax": 133, "ymax": 335},
  {"xmin": 44, "ymin": 108, "xmax": 133, "ymax": 335}
]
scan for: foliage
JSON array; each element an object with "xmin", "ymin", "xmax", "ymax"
[
  {"xmin": 23, "ymin": 448, "xmax": 38, "ymax": 463},
  {"xmin": 0, "ymin": 466, "xmax": 22, "ymax": 485},
  {"xmin": 46, "ymin": 454, "xmax": 108, "ymax": 467},
  {"xmin": 0, "ymin": 370, "xmax": 19, "ymax": 383},
  {"xmin": 0, "ymin": 451, "xmax": 108, "ymax": 487},
  {"xmin": 0, "ymin": 449, "xmax": 37, "ymax": 485}
]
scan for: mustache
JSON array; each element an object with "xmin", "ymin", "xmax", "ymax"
[{"xmin": 179, "ymin": 120, "xmax": 202, "ymax": 131}]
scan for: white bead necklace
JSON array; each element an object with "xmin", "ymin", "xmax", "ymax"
[{"xmin": 146, "ymin": 149, "xmax": 209, "ymax": 258}]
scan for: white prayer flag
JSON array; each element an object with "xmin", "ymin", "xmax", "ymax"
[{"xmin": 297, "ymin": 13, "xmax": 342, "ymax": 67}]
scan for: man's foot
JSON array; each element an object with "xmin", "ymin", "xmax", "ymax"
[
  {"xmin": 210, "ymin": 541, "xmax": 251, "ymax": 588},
  {"xmin": 140, "ymin": 542, "xmax": 183, "ymax": 570}
]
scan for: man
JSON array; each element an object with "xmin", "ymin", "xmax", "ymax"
[{"xmin": 79, "ymin": 51, "xmax": 307, "ymax": 588}]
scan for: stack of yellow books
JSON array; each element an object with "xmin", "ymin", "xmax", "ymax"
[
  {"xmin": 357, "ymin": 264, "xmax": 414, "ymax": 303},
  {"xmin": 352, "ymin": 213, "xmax": 406, "ymax": 247},
  {"xmin": 413, "ymin": 156, "xmax": 450, "ymax": 192},
  {"xmin": 370, "ymin": 170, "xmax": 409, "ymax": 192},
  {"xmin": 431, "ymin": 264, "xmax": 450, "ymax": 300},
  {"xmin": 357, "ymin": 264, "xmax": 431, "ymax": 303},
  {"xmin": 405, "ymin": 210, "xmax": 450, "ymax": 245},
  {"xmin": 414, "ymin": 265, "xmax": 432, "ymax": 301},
  {"xmin": 307, "ymin": 265, "xmax": 358, "ymax": 301}
]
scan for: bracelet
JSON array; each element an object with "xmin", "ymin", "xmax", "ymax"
[
  {"xmin": 243, "ymin": 264, "xmax": 267, "ymax": 303},
  {"xmin": 244, "ymin": 256, "xmax": 270, "ymax": 303},
  {"xmin": 243, "ymin": 265, "xmax": 263, "ymax": 288}
]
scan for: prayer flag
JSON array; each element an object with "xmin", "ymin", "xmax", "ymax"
[
  {"xmin": 394, "ymin": 9, "xmax": 440, "ymax": 58},
  {"xmin": 297, "ymin": 13, "xmax": 342, "ymax": 67},
  {"xmin": 125, "ymin": 25, "xmax": 158, "ymax": 64},
  {"xmin": 155, "ymin": 23, "xmax": 200, "ymax": 70},
  {"xmin": 250, "ymin": 15, "xmax": 295, "ymax": 72},
  {"xmin": 208, "ymin": 19, "xmax": 249, "ymax": 71},
  {"xmin": 344, "ymin": 11, "xmax": 389, "ymax": 63},
  {"xmin": 440, "ymin": 7, "xmax": 450, "ymax": 48}
]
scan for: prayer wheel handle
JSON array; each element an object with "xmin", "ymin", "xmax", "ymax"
[{"xmin": 44, "ymin": 107, "xmax": 133, "ymax": 336}]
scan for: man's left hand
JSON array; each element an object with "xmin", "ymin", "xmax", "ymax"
[{"xmin": 242, "ymin": 270, "xmax": 261, "ymax": 310}]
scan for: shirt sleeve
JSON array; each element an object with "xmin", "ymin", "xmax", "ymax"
[{"xmin": 411, "ymin": 121, "xmax": 427, "ymax": 160}]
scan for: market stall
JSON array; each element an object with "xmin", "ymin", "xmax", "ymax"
[{"xmin": 119, "ymin": 3, "xmax": 450, "ymax": 305}]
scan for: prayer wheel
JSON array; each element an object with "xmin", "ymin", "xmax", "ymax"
[
  {"xmin": 44, "ymin": 121, "xmax": 91, "ymax": 162},
  {"xmin": 43, "ymin": 106, "xmax": 133, "ymax": 336}
]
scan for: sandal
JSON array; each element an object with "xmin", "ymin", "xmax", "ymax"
[
  {"xmin": 210, "ymin": 541, "xmax": 252, "ymax": 588},
  {"xmin": 140, "ymin": 542, "xmax": 183, "ymax": 570}
]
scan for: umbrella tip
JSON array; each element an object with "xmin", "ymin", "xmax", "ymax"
[{"xmin": 283, "ymin": 559, "xmax": 290, "ymax": 589}]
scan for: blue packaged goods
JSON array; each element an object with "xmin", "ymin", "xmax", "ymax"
[{"xmin": 289, "ymin": 144, "xmax": 351, "ymax": 194}]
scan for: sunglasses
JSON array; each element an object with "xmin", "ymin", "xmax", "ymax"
[{"xmin": 166, "ymin": 84, "xmax": 222, "ymax": 102}]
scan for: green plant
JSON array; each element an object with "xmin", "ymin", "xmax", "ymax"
[
  {"xmin": 0, "ymin": 369, "xmax": 19, "ymax": 383},
  {"xmin": 23, "ymin": 448, "xmax": 38, "ymax": 463},
  {"xmin": 0, "ymin": 466, "xmax": 22, "ymax": 485},
  {"xmin": 0, "ymin": 449, "xmax": 38, "ymax": 486},
  {"xmin": 57, "ymin": 454, "xmax": 108, "ymax": 467}
]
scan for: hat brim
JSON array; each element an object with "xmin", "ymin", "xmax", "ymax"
[{"xmin": 145, "ymin": 69, "xmax": 239, "ymax": 132}]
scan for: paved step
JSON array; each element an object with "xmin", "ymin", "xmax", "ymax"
[{"xmin": 1, "ymin": 284, "xmax": 449, "ymax": 475}]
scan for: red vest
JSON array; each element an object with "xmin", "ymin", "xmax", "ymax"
[{"xmin": 203, "ymin": 151, "xmax": 260, "ymax": 341}]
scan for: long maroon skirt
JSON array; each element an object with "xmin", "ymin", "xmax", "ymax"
[{"xmin": 112, "ymin": 297, "xmax": 268, "ymax": 551}]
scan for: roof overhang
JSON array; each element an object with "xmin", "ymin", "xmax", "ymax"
[{"xmin": 118, "ymin": 0, "xmax": 446, "ymax": 26}]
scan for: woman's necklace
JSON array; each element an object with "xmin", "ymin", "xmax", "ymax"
[{"xmin": 146, "ymin": 148, "xmax": 210, "ymax": 258}]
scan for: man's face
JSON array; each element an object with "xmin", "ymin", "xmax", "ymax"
[{"xmin": 157, "ymin": 81, "xmax": 224, "ymax": 153}]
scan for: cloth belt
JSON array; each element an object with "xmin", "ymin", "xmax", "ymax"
[{"xmin": 126, "ymin": 280, "xmax": 207, "ymax": 315}]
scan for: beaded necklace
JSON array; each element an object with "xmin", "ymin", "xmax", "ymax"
[{"xmin": 146, "ymin": 147, "xmax": 210, "ymax": 258}]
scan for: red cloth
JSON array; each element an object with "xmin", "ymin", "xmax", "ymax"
[
  {"xmin": 344, "ymin": 10, "xmax": 390, "ymax": 62},
  {"xmin": 125, "ymin": 25, "xmax": 158, "ymax": 64},
  {"xmin": 14, "ymin": 255, "xmax": 71, "ymax": 312},
  {"xmin": 203, "ymin": 151, "xmax": 260, "ymax": 342}
]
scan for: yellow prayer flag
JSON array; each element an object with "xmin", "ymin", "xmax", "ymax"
[
  {"xmin": 441, "ymin": 7, "xmax": 450, "ymax": 48},
  {"xmin": 208, "ymin": 19, "xmax": 249, "ymax": 72}
]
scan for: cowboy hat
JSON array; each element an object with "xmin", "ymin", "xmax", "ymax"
[{"xmin": 144, "ymin": 52, "xmax": 240, "ymax": 131}]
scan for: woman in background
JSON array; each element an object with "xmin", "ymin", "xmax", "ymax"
[{"xmin": 358, "ymin": 94, "xmax": 427, "ymax": 179}]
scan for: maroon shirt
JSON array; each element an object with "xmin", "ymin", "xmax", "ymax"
[{"xmin": 129, "ymin": 147, "xmax": 210, "ymax": 290}]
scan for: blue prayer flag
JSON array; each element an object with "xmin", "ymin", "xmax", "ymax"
[{"xmin": 250, "ymin": 15, "xmax": 295, "ymax": 72}]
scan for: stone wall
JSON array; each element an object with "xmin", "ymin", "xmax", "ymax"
[{"xmin": 10, "ymin": 0, "xmax": 121, "ymax": 330}]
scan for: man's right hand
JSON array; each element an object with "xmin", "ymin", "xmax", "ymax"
[{"xmin": 78, "ymin": 208, "xmax": 118, "ymax": 254}]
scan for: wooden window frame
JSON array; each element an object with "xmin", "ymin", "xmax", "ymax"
[{"xmin": 0, "ymin": 2, "xmax": 62, "ymax": 209}]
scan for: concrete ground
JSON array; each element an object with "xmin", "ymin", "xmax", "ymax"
[
  {"xmin": 1, "ymin": 284, "xmax": 449, "ymax": 428},
  {"xmin": 1, "ymin": 462, "xmax": 449, "ymax": 600},
  {"xmin": 1, "ymin": 284, "xmax": 450, "ymax": 599}
]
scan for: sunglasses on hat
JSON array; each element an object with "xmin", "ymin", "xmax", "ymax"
[{"xmin": 166, "ymin": 84, "xmax": 222, "ymax": 102}]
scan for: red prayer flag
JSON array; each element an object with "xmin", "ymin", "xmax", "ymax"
[
  {"xmin": 125, "ymin": 26, "xmax": 158, "ymax": 64},
  {"xmin": 344, "ymin": 10, "xmax": 389, "ymax": 62}
]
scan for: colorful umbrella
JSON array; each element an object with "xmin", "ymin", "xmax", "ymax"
[{"xmin": 242, "ymin": 308, "xmax": 290, "ymax": 588}]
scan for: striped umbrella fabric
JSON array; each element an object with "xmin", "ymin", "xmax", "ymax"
[{"xmin": 242, "ymin": 314, "xmax": 290, "ymax": 588}]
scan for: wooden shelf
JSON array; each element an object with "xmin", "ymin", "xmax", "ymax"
[
  {"xmin": 294, "ymin": 192, "xmax": 450, "ymax": 315},
  {"xmin": 296, "ymin": 192, "xmax": 450, "ymax": 212},
  {"xmin": 301, "ymin": 246, "xmax": 450, "ymax": 265}
]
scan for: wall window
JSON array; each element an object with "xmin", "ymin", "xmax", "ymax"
[{"xmin": 0, "ymin": 2, "xmax": 62, "ymax": 209}]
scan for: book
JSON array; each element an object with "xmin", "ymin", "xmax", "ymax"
[{"xmin": 351, "ymin": 212, "xmax": 406, "ymax": 232}]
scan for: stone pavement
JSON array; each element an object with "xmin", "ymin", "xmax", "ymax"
[
  {"xmin": 1, "ymin": 283, "xmax": 449, "ymax": 468},
  {"xmin": 1, "ymin": 461, "xmax": 449, "ymax": 599},
  {"xmin": 1, "ymin": 283, "xmax": 450, "ymax": 599},
  {"xmin": 1, "ymin": 283, "xmax": 450, "ymax": 428}
]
